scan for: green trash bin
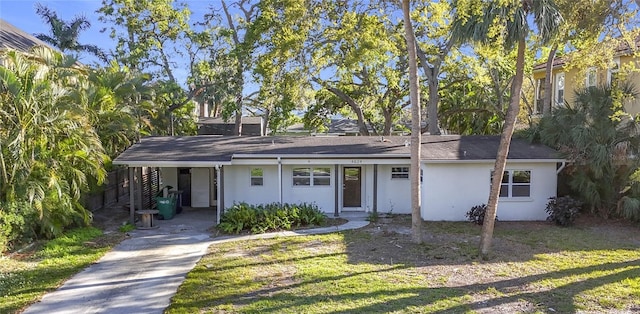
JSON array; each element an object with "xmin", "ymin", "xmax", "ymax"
[{"xmin": 156, "ymin": 196, "xmax": 176, "ymax": 220}]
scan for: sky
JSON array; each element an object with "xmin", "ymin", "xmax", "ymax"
[
  {"xmin": 1, "ymin": 0, "xmax": 116, "ymax": 63},
  {"xmin": 0, "ymin": 0, "xmax": 215, "ymax": 83}
]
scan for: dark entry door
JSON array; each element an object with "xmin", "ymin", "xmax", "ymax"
[
  {"xmin": 178, "ymin": 168, "xmax": 191, "ymax": 206},
  {"xmin": 343, "ymin": 167, "xmax": 361, "ymax": 207}
]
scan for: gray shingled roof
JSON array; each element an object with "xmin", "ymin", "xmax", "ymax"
[
  {"xmin": 0, "ymin": 19, "xmax": 52, "ymax": 52},
  {"xmin": 113, "ymin": 135, "xmax": 561, "ymax": 166}
]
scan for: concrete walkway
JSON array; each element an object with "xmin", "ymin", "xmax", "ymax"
[{"xmin": 23, "ymin": 209, "xmax": 369, "ymax": 314}]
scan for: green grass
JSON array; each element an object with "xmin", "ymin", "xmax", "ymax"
[
  {"xmin": 167, "ymin": 219, "xmax": 640, "ymax": 313},
  {"xmin": 0, "ymin": 227, "xmax": 121, "ymax": 313}
]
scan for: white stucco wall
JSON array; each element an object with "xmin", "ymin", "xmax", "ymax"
[
  {"xmin": 282, "ymin": 165, "xmax": 336, "ymax": 213},
  {"xmin": 191, "ymin": 168, "xmax": 211, "ymax": 207},
  {"xmin": 376, "ymin": 165, "xmax": 411, "ymax": 214},
  {"xmin": 421, "ymin": 162, "xmax": 558, "ymax": 221},
  {"xmin": 160, "ymin": 167, "xmax": 177, "ymax": 189},
  {"xmin": 223, "ymin": 165, "xmax": 280, "ymax": 207}
]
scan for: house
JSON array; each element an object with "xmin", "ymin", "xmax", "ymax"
[
  {"xmin": 287, "ymin": 118, "xmax": 394, "ymax": 136},
  {"xmin": 197, "ymin": 116, "xmax": 265, "ymax": 136},
  {"xmin": 113, "ymin": 135, "xmax": 563, "ymax": 224},
  {"xmin": 532, "ymin": 38, "xmax": 640, "ymax": 115},
  {"xmin": 0, "ymin": 19, "xmax": 52, "ymax": 53}
]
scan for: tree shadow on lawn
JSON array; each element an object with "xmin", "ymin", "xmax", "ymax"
[
  {"xmin": 347, "ymin": 214, "xmax": 640, "ymax": 266},
  {"xmin": 169, "ymin": 215, "xmax": 640, "ymax": 313},
  {"xmin": 176, "ymin": 258, "xmax": 640, "ymax": 313}
]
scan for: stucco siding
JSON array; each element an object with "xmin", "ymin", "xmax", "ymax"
[
  {"xmin": 160, "ymin": 167, "xmax": 177, "ymax": 189},
  {"xmin": 422, "ymin": 162, "xmax": 557, "ymax": 221},
  {"xmin": 282, "ymin": 165, "xmax": 335, "ymax": 213},
  {"xmin": 223, "ymin": 165, "xmax": 279, "ymax": 208},
  {"xmin": 376, "ymin": 165, "xmax": 411, "ymax": 214}
]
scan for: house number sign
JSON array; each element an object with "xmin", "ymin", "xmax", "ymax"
[{"xmin": 351, "ymin": 160, "xmax": 363, "ymax": 164}]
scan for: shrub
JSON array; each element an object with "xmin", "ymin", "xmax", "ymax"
[
  {"xmin": 218, "ymin": 202, "xmax": 326, "ymax": 234},
  {"xmin": 0, "ymin": 201, "xmax": 38, "ymax": 253},
  {"xmin": 466, "ymin": 204, "xmax": 493, "ymax": 225},
  {"xmin": 546, "ymin": 196, "xmax": 582, "ymax": 226}
]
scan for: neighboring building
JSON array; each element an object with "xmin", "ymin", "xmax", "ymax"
[
  {"xmin": 197, "ymin": 116, "xmax": 265, "ymax": 136},
  {"xmin": 532, "ymin": 38, "xmax": 640, "ymax": 115},
  {"xmin": 287, "ymin": 118, "xmax": 392, "ymax": 136},
  {"xmin": 0, "ymin": 19, "xmax": 52, "ymax": 53},
  {"xmin": 113, "ymin": 135, "xmax": 563, "ymax": 224}
]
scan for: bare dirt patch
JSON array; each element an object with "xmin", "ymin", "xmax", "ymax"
[{"xmin": 338, "ymin": 214, "xmax": 640, "ymax": 313}]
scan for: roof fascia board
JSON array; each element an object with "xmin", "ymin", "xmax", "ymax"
[
  {"xmin": 279, "ymin": 158, "xmax": 409, "ymax": 165},
  {"xmin": 424, "ymin": 159, "xmax": 565, "ymax": 164},
  {"xmin": 232, "ymin": 154, "xmax": 410, "ymax": 159},
  {"xmin": 112, "ymin": 160, "xmax": 231, "ymax": 167},
  {"xmin": 230, "ymin": 158, "xmax": 410, "ymax": 165}
]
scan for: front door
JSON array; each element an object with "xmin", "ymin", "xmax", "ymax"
[{"xmin": 343, "ymin": 167, "xmax": 361, "ymax": 207}]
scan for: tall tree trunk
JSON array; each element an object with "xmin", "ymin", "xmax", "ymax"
[
  {"xmin": 427, "ymin": 70, "xmax": 440, "ymax": 135},
  {"xmin": 543, "ymin": 44, "xmax": 558, "ymax": 115},
  {"xmin": 416, "ymin": 42, "xmax": 452, "ymax": 136},
  {"xmin": 318, "ymin": 82, "xmax": 371, "ymax": 136},
  {"xmin": 402, "ymin": 0, "xmax": 422, "ymax": 244},
  {"xmin": 222, "ymin": 0, "xmax": 244, "ymax": 136},
  {"xmin": 479, "ymin": 38, "xmax": 526, "ymax": 259},
  {"xmin": 234, "ymin": 93, "xmax": 243, "ymax": 136},
  {"xmin": 382, "ymin": 107, "xmax": 393, "ymax": 136},
  {"xmin": 263, "ymin": 108, "xmax": 270, "ymax": 136}
]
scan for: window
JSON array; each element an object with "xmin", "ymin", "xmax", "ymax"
[
  {"xmin": 535, "ymin": 78, "xmax": 545, "ymax": 115},
  {"xmin": 491, "ymin": 170, "xmax": 531, "ymax": 198},
  {"xmin": 391, "ymin": 167, "xmax": 409, "ymax": 179},
  {"xmin": 608, "ymin": 58, "xmax": 620, "ymax": 86},
  {"xmin": 293, "ymin": 167, "xmax": 331, "ymax": 186},
  {"xmin": 250, "ymin": 168, "xmax": 263, "ymax": 186},
  {"xmin": 586, "ymin": 67, "xmax": 597, "ymax": 88},
  {"xmin": 555, "ymin": 73, "xmax": 565, "ymax": 106},
  {"xmin": 313, "ymin": 167, "xmax": 331, "ymax": 186}
]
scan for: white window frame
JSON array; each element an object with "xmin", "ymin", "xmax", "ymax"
[
  {"xmin": 391, "ymin": 166, "xmax": 409, "ymax": 179},
  {"xmin": 491, "ymin": 170, "xmax": 532, "ymax": 198},
  {"xmin": 535, "ymin": 78, "xmax": 545, "ymax": 115},
  {"xmin": 292, "ymin": 167, "xmax": 331, "ymax": 187},
  {"xmin": 555, "ymin": 72, "xmax": 565, "ymax": 106},
  {"xmin": 586, "ymin": 67, "xmax": 597, "ymax": 88},
  {"xmin": 608, "ymin": 57, "xmax": 620, "ymax": 85},
  {"xmin": 250, "ymin": 168, "xmax": 263, "ymax": 186}
]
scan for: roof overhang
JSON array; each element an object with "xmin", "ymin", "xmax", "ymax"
[
  {"xmin": 111, "ymin": 160, "xmax": 232, "ymax": 167},
  {"xmin": 424, "ymin": 158, "xmax": 565, "ymax": 164}
]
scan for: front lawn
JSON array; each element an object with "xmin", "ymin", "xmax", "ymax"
[
  {"xmin": 0, "ymin": 227, "xmax": 124, "ymax": 313},
  {"xmin": 167, "ymin": 216, "xmax": 640, "ymax": 313}
]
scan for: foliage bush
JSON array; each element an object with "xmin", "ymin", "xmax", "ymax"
[
  {"xmin": 218, "ymin": 202, "xmax": 326, "ymax": 234},
  {"xmin": 0, "ymin": 201, "xmax": 38, "ymax": 253},
  {"xmin": 546, "ymin": 196, "xmax": 582, "ymax": 226},
  {"xmin": 466, "ymin": 204, "xmax": 493, "ymax": 225},
  {"xmin": 527, "ymin": 83, "xmax": 640, "ymax": 220}
]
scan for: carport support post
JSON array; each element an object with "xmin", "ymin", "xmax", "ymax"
[
  {"xmin": 219, "ymin": 166, "xmax": 225, "ymax": 224},
  {"xmin": 216, "ymin": 165, "xmax": 221, "ymax": 225},
  {"xmin": 136, "ymin": 167, "xmax": 143, "ymax": 212},
  {"xmin": 129, "ymin": 167, "xmax": 135, "ymax": 225},
  {"xmin": 373, "ymin": 164, "xmax": 378, "ymax": 214},
  {"xmin": 334, "ymin": 165, "xmax": 339, "ymax": 217}
]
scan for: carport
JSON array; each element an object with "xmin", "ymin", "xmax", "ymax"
[{"xmin": 112, "ymin": 136, "xmax": 235, "ymax": 225}]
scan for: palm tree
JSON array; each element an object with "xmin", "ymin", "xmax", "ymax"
[
  {"xmin": 451, "ymin": 0, "xmax": 563, "ymax": 258},
  {"xmin": 34, "ymin": 3, "xmax": 107, "ymax": 62},
  {"xmin": 402, "ymin": 0, "xmax": 422, "ymax": 243},
  {"xmin": 81, "ymin": 62, "xmax": 152, "ymax": 159},
  {"xmin": 536, "ymin": 83, "xmax": 640, "ymax": 219},
  {"xmin": 0, "ymin": 47, "xmax": 107, "ymax": 238}
]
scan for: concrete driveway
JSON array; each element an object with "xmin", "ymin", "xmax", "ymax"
[{"xmin": 23, "ymin": 209, "xmax": 368, "ymax": 314}]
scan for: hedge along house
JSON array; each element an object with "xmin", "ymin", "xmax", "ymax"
[{"xmin": 112, "ymin": 135, "xmax": 564, "ymax": 224}]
